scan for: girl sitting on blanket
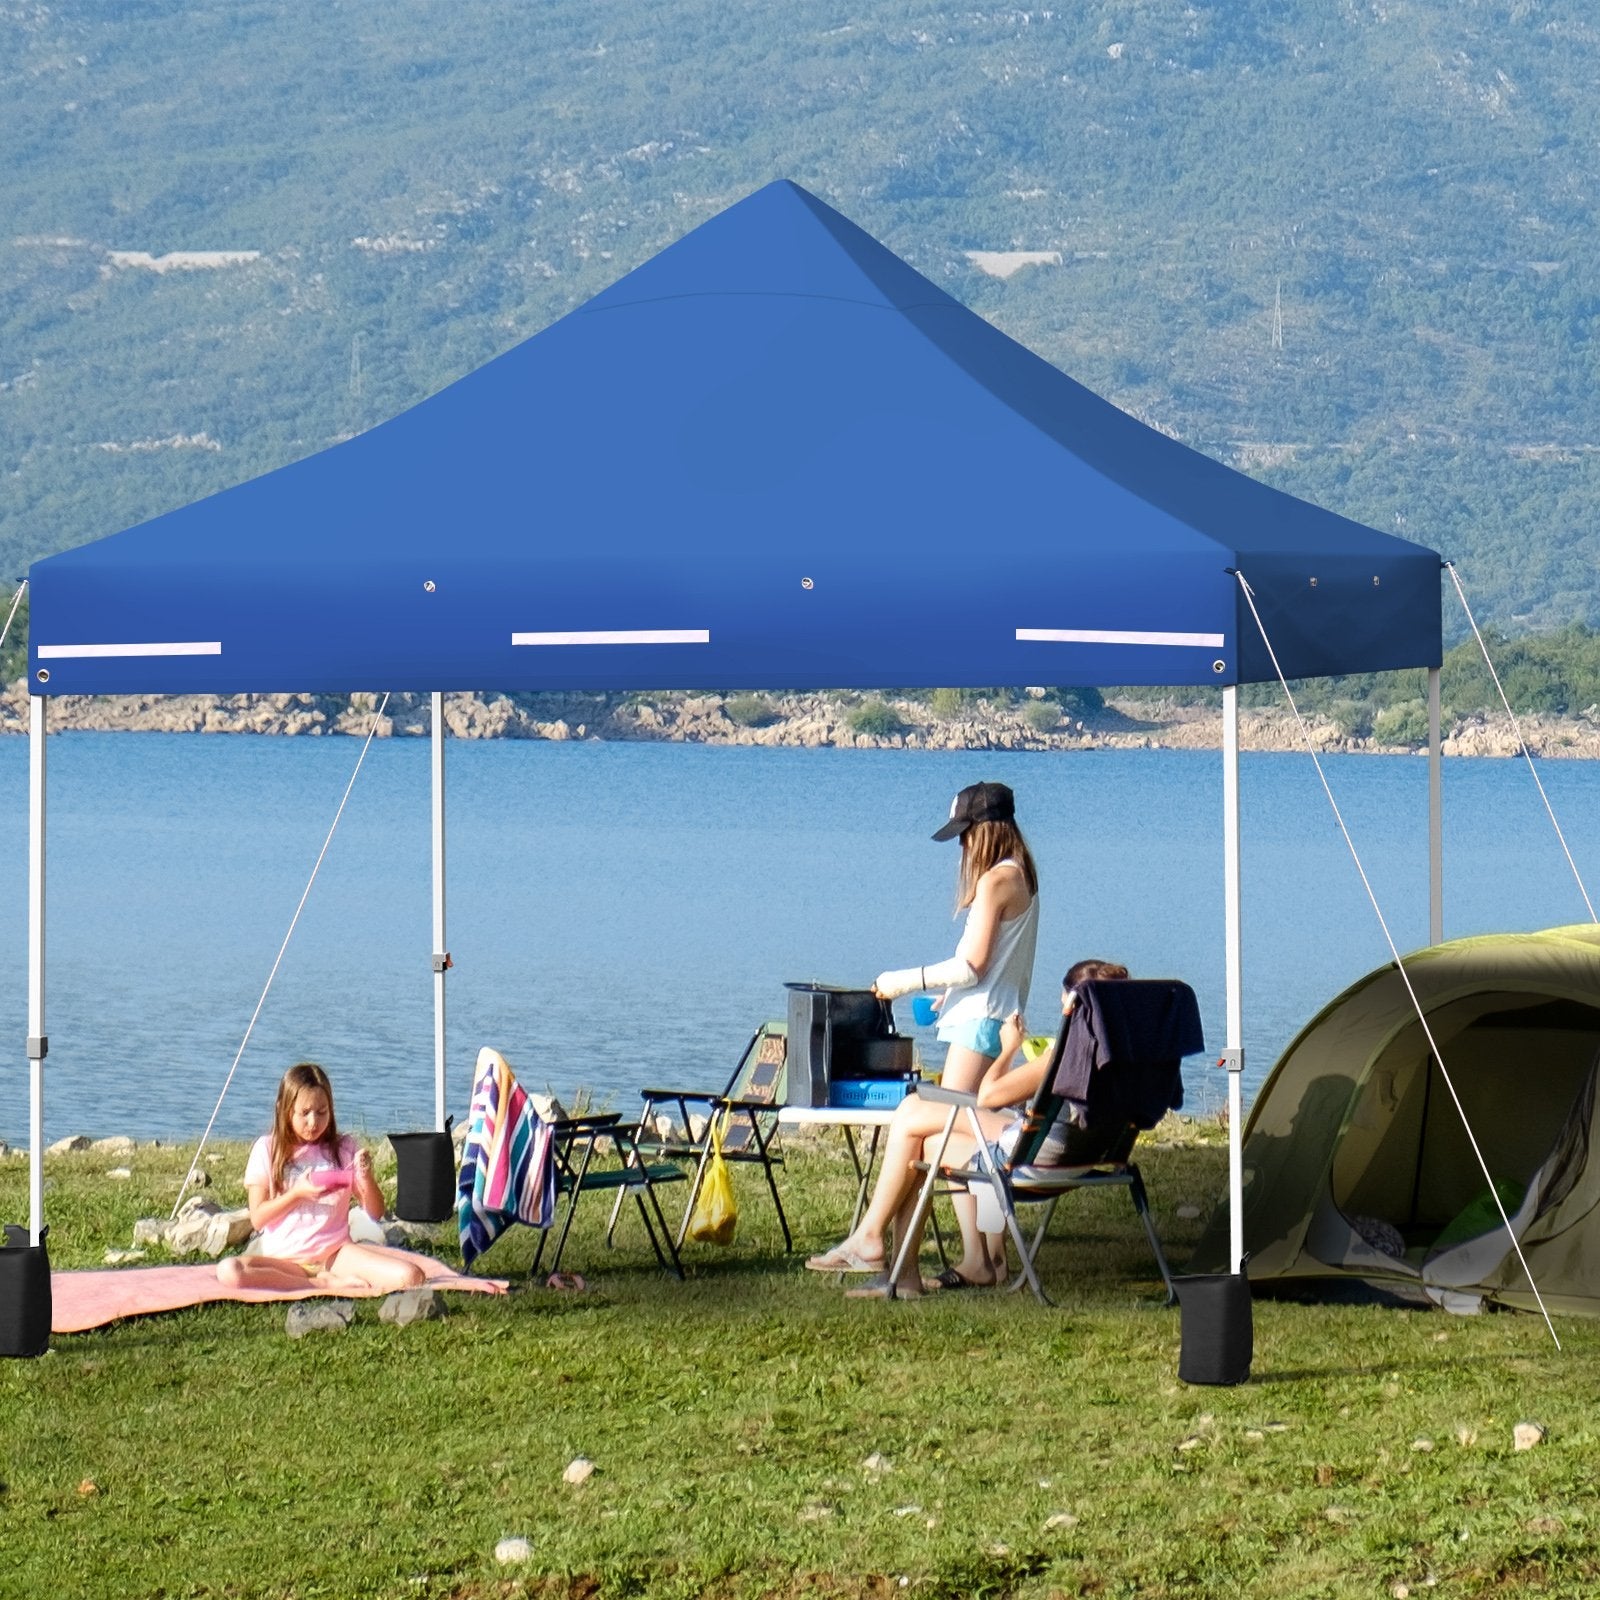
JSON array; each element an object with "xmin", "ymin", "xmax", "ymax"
[
  {"xmin": 216, "ymin": 1062, "xmax": 427, "ymax": 1295},
  {"xmin": 806, "ymin": 960, "xmax": 1129, "ymax": 1297}
]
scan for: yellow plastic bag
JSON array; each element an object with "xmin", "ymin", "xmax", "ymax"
[{"xmin": 687, "ymin": 1113, "xmax": 739, "ymax": 1246}]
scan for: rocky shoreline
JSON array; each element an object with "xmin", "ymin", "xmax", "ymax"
[{"xmin": 1, "ymin": 680, "xmax": 1596, "ymax": 758}]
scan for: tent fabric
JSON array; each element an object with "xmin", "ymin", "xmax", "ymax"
[
  {"xmin": 1192, "ymin": 925, "xmax": 1600, "ymax": 1316},
  {"xmin": 27, "ymin": 180, "xmax": 1441, "ymax": 697}
]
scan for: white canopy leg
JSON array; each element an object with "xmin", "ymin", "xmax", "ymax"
[
  {"xmin": 432, "ymin": 692, "xmax": 449, "ymax": 1131},
  {"xmin": 1223, "ymin": 685, "xmax": 1244, "ymax": 1274},
  {"xmin": 28, "ymin": 694, "xmax": 46, "ymax": 1242},
  {"xmin": 1428, "ymin": 666, "xmax": 1443, "ymax": 945}
]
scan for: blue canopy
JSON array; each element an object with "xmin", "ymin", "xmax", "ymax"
[{"xmin": 28, "ymin": 180, "xmax": 1440, "ymax": 696}]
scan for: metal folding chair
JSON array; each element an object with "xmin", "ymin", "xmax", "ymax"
[
  {"xmin": 887, "ymin": 979, "xmax": 1201, "ymax": 1304},
  {"xmin": 617, "ymin": 1022, "xmax": 792, "ymax": 1251},
  {"xmin": 534, "ymin": 1113, "xmax": 686, "ymax": 1280}
]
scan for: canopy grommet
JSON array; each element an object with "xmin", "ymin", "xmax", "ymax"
[
  {"xmin": 1212, "ymin": 660, "xmax": 1226, "ymax": 674},
  {"xmin": 423, "ymin": 580, "xmax": 436, "ymax": 593},
  {"xmin": 800, "ymin": 576, "xmax": 814, "ymax": 590},
  {"xmin": 34, "ymin": 669, "xmax": 48, "ymax": 684}
]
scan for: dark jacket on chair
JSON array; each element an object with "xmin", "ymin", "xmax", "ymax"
[{"xmin": 1051, "ymin": 979, "xmax": 1204, "ymax": 1130}]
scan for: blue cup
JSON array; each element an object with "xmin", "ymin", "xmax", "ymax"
[{"xmin": 911, "ymin": 995, "xmax": 938, "ymax": 1027}]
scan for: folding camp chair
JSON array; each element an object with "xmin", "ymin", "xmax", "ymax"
[
  {"xmin": 616, "ymin": 1021, "xmax": 791, "ymax": 1251},
  {"xmin": 888, "ymin": 979, "xmax": 1201, "ymax": 1305},
  {"xmin": 533, "ymin": 1112, "xmax": 687, "ymax": 1280}
]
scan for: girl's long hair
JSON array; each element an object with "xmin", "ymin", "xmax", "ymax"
[
  {"xmin": 956, "ymin": 818, "xmax": 1039, "ymax": 910},
  {"xmin": 269, "ymin": 1061, "xmax": 341, "ymax": 1196}
]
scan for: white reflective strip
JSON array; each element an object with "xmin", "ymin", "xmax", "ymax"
[
  {"xmin": 1017, "ymin": 627, "xmax": 1225, "ymax": 649},
  {"xmin": 511, "ymin": 629, "xmax": 710, "ymax": 647},
  {"xmin": 38, "ymin": 641, "xmax": 222, "ymax": 659}
]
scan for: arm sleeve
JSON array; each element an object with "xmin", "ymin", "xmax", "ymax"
[{"xmin": 874, "ymin": 954, "xmax": 978, "ymax": 999}]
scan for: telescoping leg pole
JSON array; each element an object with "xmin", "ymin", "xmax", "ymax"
[
  {"xmin": 431, "ymin": 692, "xmax": 450, "ymax": 1132},
  {"xmin": 28, "ymin": 693, "xmax": 47, "ymax": 1242},
  {"xmin": 1428, "ymin": 666, "xmax": 1443, "ymax": 946},
  {"xmin": 1222, "ymin": 685, "xmax": 1245, "ymax": 1274}
]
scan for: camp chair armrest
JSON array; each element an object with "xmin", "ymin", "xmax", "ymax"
[
  {"xmin": 552, "ymin": 1112, "xmax": 623, "ymax": 1133},
  {"xmin": 718, "ymin": 1096, "xmax": 779, "ymax": 1114},
  {"xmin": 916, "ymin": 1083, "xmax": 979, "ymax": 1108},
  {"xmin": 638, "ymin": 1087, "xmax": 720, "ymax": 1105}
]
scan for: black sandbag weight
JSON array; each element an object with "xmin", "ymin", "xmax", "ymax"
[
  {"xmin": 388, "ymin": 1118, "xmax": 456, "ymax": 1223},
  {"xmin": 1174, "ymin": 1265, "xmax": 1252, "ymax": 1386},
  {"xmin": 0, "ymin": 1223, "xmax": 51, "ymax": 1359}
]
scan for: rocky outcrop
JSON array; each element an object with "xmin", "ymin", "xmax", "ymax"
[{"xmin": 7, "ymin": 678, "xmax": 1600, "ymax": 757}]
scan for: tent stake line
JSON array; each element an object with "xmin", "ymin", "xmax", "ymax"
[
  {"xmin": 1235, "ymin": 570, "xmax": 1561, "ymax": 1350},
  {"xmin": 1447, "ymin": 562, "xmax": 1597, "ymax": 924},
  {"xmin": 171, "ymin": 692, "xmax": 394, "ymax": 1219}
]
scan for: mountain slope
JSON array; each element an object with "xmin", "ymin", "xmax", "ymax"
[{"xmin": 4, "ymin": 1, "xmax": 1598, "ymax": 632}]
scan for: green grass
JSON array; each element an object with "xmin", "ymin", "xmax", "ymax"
[{"xmin": 2, "ymin": 1129, "xmax": 1597, "ymax": 1599}]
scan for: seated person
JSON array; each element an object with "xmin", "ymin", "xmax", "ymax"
[{"xmin": 805, "ymin": 959, "xmax": 1129, "ymax": 1297}]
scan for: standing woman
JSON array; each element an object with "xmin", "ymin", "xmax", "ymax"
[{"xmin": 874, "ymin": 780, "xmax": 1040, "ymax": 1094}]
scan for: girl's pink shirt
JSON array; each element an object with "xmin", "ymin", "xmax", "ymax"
[{"xmin": 243, "ymin": 1134, "xmax": 359, "ymax": 1262}]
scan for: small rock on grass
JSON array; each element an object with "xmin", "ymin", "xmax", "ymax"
[
  {"xmin": 285, "ymin": 1301, "xmax": 354, "ymax": 1339},
  {"xmin": 861, "ymin": 1452, "xmax": 892, "ymax": 1478},
  {"xmin": 1513, "ymin": 1421, "xmax": 1548, "ymax": 1451},
  {"xmin": 563, "ymin": 1457, "xmax": 595, "ymax": 1486},
  {"xmin": 103, "ymin": 1249, "xmax": 145, "ymax": 1266},
  {"xmin": 494, "ymin": 1537, "xmax": 532, "ymax": 1565},
  {"xmin": 106, "ymin": 1167, "xmax": 132, "ymax": 1181},
  {"xmin": 47, "ymin": 1135, "xmax": 89, "ymax": 1155},
  {"xmin": 1044, "ymin": 1511, "xmax": 1079, "ymax": 1531},
  {"xmin": 379, "ymin": 1287, "xmax": 443, "ymax": 1327}
]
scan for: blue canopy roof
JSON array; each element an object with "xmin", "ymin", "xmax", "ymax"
[{"xmin": 28, "ymin": 180, "xmax": 1440, "ymax": 696}]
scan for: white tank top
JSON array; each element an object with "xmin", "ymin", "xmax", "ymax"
[{"xmin": 937, "ymin": 860, "xmax": 1039, "ymax": 1032}]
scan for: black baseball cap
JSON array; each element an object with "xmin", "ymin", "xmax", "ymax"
[{"xmin": 932, "ymin": 781, "xmax": 1016, "ymax": 842}]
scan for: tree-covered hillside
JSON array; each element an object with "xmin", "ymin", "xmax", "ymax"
[{"xmin": 5, "ymin": 1, "xmax": 1599, "ymax": 635}]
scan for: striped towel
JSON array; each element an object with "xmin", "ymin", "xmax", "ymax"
[{"xmin": 457, "ymin": 1047, "xmax": 557, "ymax": 1270}]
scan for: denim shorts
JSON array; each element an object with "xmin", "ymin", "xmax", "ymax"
[{"xmin": 937, "ymin": 1014, "xmax": 1004, "ymax": 1058}]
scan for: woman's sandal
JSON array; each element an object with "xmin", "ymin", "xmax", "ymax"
[
  {"xmin": 844, "ymin": 1273, "xmax": 924, "ymax": 1300},
  {"xmin": 804, "ymin": 1243, "xmax": 886, "ymax": 1274},
  {"xmin": 545, "ymin": 1271, "xmax": 588, "ymax": 1292},
  {"xmin": 923, "ymin": 1267, "xmax": 994, "ymax": 1292}
]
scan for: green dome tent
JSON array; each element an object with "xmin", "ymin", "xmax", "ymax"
[{"xmin": 1194, "ymin": 925, "xmax": 1600, "ymax": 1317}]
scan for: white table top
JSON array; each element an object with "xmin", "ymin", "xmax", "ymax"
[{"xmin": 777, "ymin": 1104, "xmax": 899, "ymax": 1128}]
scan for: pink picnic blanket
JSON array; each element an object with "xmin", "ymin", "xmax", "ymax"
[{"xmin": 51, "ymin": 1252, "xmax": 507, "ymax": 1333}]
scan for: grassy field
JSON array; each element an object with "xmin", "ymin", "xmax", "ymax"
[{"xmin": 1, "ymin": 1126, "xmax": 1595, "ymax": 1600}]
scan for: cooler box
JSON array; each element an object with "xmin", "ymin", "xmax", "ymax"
[{"xmin": 827, "ymin": 1074, "xmax": 919, "ymax": 1111}]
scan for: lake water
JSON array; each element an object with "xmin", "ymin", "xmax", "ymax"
[{"xmin": 2, "ymin": 733, "xmax": 1597, "ymax": 1146}]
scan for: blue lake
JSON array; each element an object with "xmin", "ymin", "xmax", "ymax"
[{"xmin": 1, "ymin": 733, "xmax": 1597, "ymax": 1145}]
